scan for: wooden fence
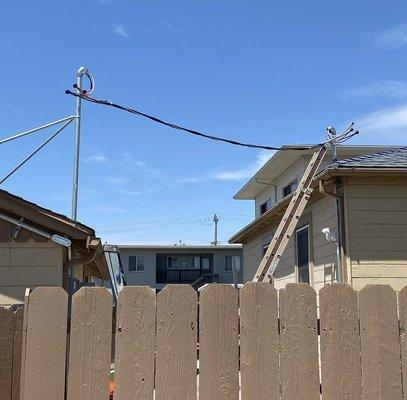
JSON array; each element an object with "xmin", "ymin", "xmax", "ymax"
[
  {"xmin": 0, "ymin": 306, "xmax": 23, "ymax": 400},
  {"xmin": 3, "ymin": 283, "xmax": 407, "ymax": 400}
]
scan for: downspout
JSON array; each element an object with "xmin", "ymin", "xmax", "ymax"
[
  {"xmin": 319, "ymin": 177, "xmax": 343, "ymax": 283},
  {"xmin": 333, "ymin": 178, "xmax": 343, "ymax": 283}
]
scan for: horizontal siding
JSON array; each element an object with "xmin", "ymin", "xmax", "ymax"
[
  {"xmin": 347, "ymin": 178, "xmax": 407, "ymax": 291},
  {"xmin": 0, "ymin": 286, "xmax": 36, "ymax": 305},
  {"xmin": 0, "ymin": 266, "xmax": 61, "ymax": 285},
  {"xmin": 242, "ymin": 194, "xmax": 337, "ymax": 289},
  {"xmin": 0, "ymin": 247, "xmax": 61, "ymax": 267}
]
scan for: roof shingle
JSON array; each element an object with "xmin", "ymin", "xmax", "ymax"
[{"xmin": 327, "ymin": 146, "xmax": 407, "ymax": 169}]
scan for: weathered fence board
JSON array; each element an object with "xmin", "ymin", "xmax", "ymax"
[
  {"xmin": 199, "ymin": 284, "xmax": 239, "ymax": 400},
  {"xmin": 11, "ymin": 307, "xmax": 23, "ymax": 400},
  {"xmin": 22, "ymin": 287, "xmax": 68, "ymax": 400},
  {"xmin": 8, "ymin": 283, "xmax": 407, "ymax": 400},
  {"xmin": 280, "ymin": 283, "xmax": 319, "ymax": 400},
  {"xmin": 240, "ymin": 282, "xmax": 279, "ymax": 400},
  {"xmin": 0, "ymin": 308, "xmax": 13, "ymax": 400},
  {"xmin": 319, "ymin": 283, "xmax": 362, "ymax": 400},
  {"xmin": 398, "ymin": 286, "xmax": 407, "ymax": 397},
  {"xmin": 114, "ymin": 286, "xmax": 155, "ymax": 400},
  {"xmin": 67, "ymin": 287, "xmax": 113, "ymax": 400},
  {"xmin": 156, "ymin": 285, "xmax": 197, "ymax": 400},
  {"xmin": 359, "ymin": 285, "xmax": 402, "ymax": 400}
]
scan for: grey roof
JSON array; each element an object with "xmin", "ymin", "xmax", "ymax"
[{"xmin": 327, "ymin": 147, "xmax": 407, "ymax": 169}]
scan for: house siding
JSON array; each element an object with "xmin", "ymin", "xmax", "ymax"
[
  {"xmin": 242, "ymin": 194, "xmax": 337, "ymax": 292},
  {"xmin": 0, "ymin": 235, "xmax": 63, "ymax": 305},
  {"xmin": 346, "ymin": 176, "xmax": 407, "ymax": 291}
]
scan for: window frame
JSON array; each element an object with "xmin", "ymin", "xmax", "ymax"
[
  {"xmin": 224, "ymin": 255, "xmax": 241, "ymax": 272},
  {"xmin": 259, "ymin": 198, "xmax": 272, "ymax": 216},
  {"xmin": 128, "ymin": 255, "xmax": 145, "ymax": 273},
  {"xmin": 282, "ymin": 179, "xmax": 298, "ymax": 198}
]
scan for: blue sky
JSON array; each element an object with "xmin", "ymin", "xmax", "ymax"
[{"xmin": 0, "ymin": 1, "xmax": 406, "ymax": 244}]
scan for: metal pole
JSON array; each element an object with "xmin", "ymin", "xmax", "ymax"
[
  {"xmin": 71, "ymin": 67, "xmax": 87, "ymax": 221},
  {"xmin": 0, "ymin": 118, "xmax": 74, "ymax": 185},
  {"xmin": 0, "ymin": 116, "xmax": 76, "ymax": 146},
  {"xmin": 213, "ymin": 214, "xmax": 219, "ymax": 245}
]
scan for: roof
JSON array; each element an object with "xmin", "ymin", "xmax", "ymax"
[
  {"xmin": 230, "ymin": 146, "xmax": 407, "ymax": 244},
  {"xmin": 326, "ymin": 146, "xmax": 407, "ymax": 169},
  {"xmin": 234, "ymin": 145, "xmax": 398, "ymax": 200},
  {"xmin": 0, "ymin": 189, "xmax": 110, "ymax": 280},
  {"xmin": 0, "ymin": 189, "xmax": 95, "ymax": 240},
  {"xmin": 119, "ymin": 244, "xmax": 242, "ymax": 250}
]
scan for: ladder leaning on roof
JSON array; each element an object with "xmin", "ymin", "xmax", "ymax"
[{"xmin": 252, "ymin": 123, "xmax": 358, "ymax": 283}]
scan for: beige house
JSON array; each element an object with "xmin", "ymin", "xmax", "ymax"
[
  {"xmin": 230, "ymin": 145, "xmax": 407, "ymax": 292},
  {"xmin": 0, "ymin": 189, "xmax": 110, "ymax": 305}
]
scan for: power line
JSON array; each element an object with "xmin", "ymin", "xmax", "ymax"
[{"xmin": 65, "ymin": 90, "xmax": 323, "ymax": 151}]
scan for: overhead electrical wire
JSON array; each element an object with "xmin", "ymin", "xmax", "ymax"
[{"xmin": 65, "ymin": 89, "xmax": 333, "ymax": 151}]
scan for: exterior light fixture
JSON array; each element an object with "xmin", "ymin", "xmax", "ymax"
[{"xmin": 51, "ymin": 235, "xmax": 72, "ymax": 247}]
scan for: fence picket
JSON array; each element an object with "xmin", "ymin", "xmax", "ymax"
[
  {"xmin": 67, "ymin": 287, "xmax": 113, "ymax": 400},
  {"xmin": 280, "ymin": 283, "xmax": 319, "ymax": 400},
  {"xmin": 398, "ymin": 286, "xmax": 407, "ymax": 398},
  {"xmin": 22, "ymin": 287, "xmax": 68, "ymax": 400},
  {"xmin": 114, "ymin": 286, "xmax": 155, "ymax": 400},
  {"xmin": 155, "ymin": 285, "xmax": 197, "ymax": 400},
  {"xmin": 11, "ymin": 307, "xmax": 23, "ymax": 400},
  {"xmin": 320, "ymin": 283, "xmax": 361, "ymax": 400},
  {"xmin": 240, "ymin": 282, "xmax": 279, "ymax": 400},
  {"xmin": 199, "ymin": 284, "xmax": 239, "ymax": 400},
  {"xmin": 0, "ymin": 308, "xmax": 13, "ymax": 400},
  {"xmin": 359, "ymin": 285, "xmax": 402, "ymax": 400}
]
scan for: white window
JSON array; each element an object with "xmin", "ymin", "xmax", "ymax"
[
  {"xmin": 167, "ymin": 256, "xmax": 177, "ymax": 268},
  {"xmin": 191, "ymin": 256, "xmax": 200, "ymax": 269},
  {"xmin": 283, "ymin": 179, "xmax": 298, "ymax": 197},
  {"xmin": 225, "ymin": 255, "xmax": 241, "ymax": 272},
  {"xmin": 260, "ymin": 198, "xmax": 272, "ymax": 215},
  {"xmin": 129, "ymin": 255, "xmax": 145, "ymax": 272},
  {"xmin": 296, "ymin": 225, "xmax": 310, "ymax": 284}
]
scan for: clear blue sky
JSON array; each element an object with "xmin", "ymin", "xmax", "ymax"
[{"xmin": 1, "ymin": 1, "xmax": 406, "ymax": 244}]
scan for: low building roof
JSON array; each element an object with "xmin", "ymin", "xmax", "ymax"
[{"xmin": 119, "ymin": 244, "xmax": 242, "ymax": 250}]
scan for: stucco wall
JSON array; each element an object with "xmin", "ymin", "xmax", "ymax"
[{"xmin": 120, "ymin": 247, "xmax": 243, "ymax": 289}]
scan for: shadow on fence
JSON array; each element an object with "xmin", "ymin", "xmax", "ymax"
[{"xmin": 2, "ymin": 283, "xmax": 407, "ymax": 400}]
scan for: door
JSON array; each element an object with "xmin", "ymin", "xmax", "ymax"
[{"xmin": 296, "ymin": 225, "xmax": 310, "ymax": 284}]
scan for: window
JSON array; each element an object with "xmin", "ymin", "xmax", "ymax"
[
  {"xmin": 260, "ymin": 199, "xmax": 272, "ymax": 215},
  {"xmin": 167, "ymin": 256, "xmax": 177, "ymax": 268},
  {"xmin": 129, "ymin": 255, "xmax": 145, "ymax": 272},
  {"xmin": 262, "ymin": 243, "xmax": 269, "ymax": 256},
  {"xmin": 296, "ymin": 226, "xmax": 310, "ymax": 284},
  {"xmin": 283, "ymin": 180, "xmax": 298, "ymax": 197},
  {"xmin": 225, "ymin": 255, "xmax": 241, "ymax": 272},
  {"xmin": 191, "ymin": 256, "xmax": 200, "ymax": 269}
]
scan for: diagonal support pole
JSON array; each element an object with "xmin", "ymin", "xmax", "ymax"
[
  {"xmin": 0, "ymin": 116, "xmax": 76, "ymax": 146},
  {"xmin": 0, "ymin": 118, "xmax": 74, "ymax": 185}
]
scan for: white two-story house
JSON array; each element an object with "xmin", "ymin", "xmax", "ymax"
[{"xmin": 230, "ymin": 145, "xmax": 407, "ymax": 293}]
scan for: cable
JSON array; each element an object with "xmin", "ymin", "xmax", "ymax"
[{"xmin": 65, "ymin": 89, "xmax": 324, "ymax": 151}]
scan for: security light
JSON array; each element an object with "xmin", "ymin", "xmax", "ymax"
[{"xmin": 51, "ymin": 235, "xmax": 71, "ymax": 247}]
